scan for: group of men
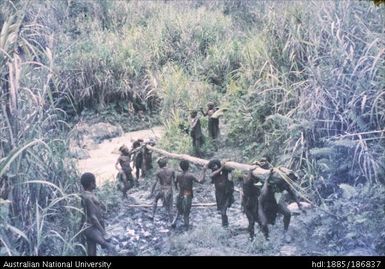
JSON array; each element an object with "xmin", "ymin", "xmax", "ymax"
[
  {"xmin": 189, "ymin": 102, "xmax": 220, "ymax": 156},
  {"xmin": 115, "ymin": 139, "xmax": 154, "ymax": 198},
  {"xmin": 79, "ymin": 101, "xmax": 304, "ymax": 256},
  {"xmin": 79, "ymin": 157, "xmax": 235, "ymax": 256},
  {"xmin": 80, "ymin": 158, "xmax": 303, "ymax": 256}
]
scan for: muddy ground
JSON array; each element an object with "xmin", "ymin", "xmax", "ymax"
[{"xmin": 76, "ymin": 125, "xmax": 378, "ymax": 256}]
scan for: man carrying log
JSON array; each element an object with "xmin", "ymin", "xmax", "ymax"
[
  {"xmin": 171, "ymin": 160, "xmax": 206, "ymax": 230},
  {"xmin": 206, "ymin": 159, "xmax": 234, "ymax": 227},
  {"xmin": 257, "ymin": 167, "xmax": 305, "ymax": 240},
  {"xmin": 142, "ymin": 139, "xmax": 155, "ymax": 176},
  {"xmin": 149, "ymin": 157, "xmax": 175, "ymax": 222},
  {"xmin": 115, "ymin": 145, "xmax": 134, "ymax": 198},
  {"xmin": 143, "ymin": 144, "xmax": 305, "ymax": 238},
  {"xmin": 239, "ymin": 157, "xmax": 305, "ymax": 240},
  {"xmin": 240, "ymin": 165, "xmax": 262, "ymax": 239},
  {"xmin": 131, "ymin": 139, "xmax": 144, "ymax": 185}
]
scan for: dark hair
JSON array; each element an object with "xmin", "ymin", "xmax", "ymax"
[
  {"xmin": 180, "ymin": 160, "xmax": 189, "ymax": 171},
  {"xmin": 80, "ymin": 172, "xmax": 96, "ymax": 188},
  {"xmin": 119, "ymin": 145, "xmax": 130, "ymax": 155},
  {"xmin": 207, "ymin": 159, "xmax": 221, "ymax": 171},
  {"xmin": 133, "ymin": 140, "xmax": 142, "ymax": 148},
  {"xmin": 157, "ymin": 158, "xmax": 167, "ymax": 168},
  {"xmin": 207, "ymin": 159, "xmax": 232, "ymax": 173}
]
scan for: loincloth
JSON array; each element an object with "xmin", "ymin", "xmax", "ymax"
[{"xmin": 154, "ymin": 186, "xmax": 173, "ymax": 208}]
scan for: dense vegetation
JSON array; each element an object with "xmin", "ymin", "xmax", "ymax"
[{"xmin": 0, "ymin": 0, "xmax": 384, "ymax": 255}]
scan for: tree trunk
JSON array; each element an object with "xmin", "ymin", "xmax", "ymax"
[
  {"xmin": 145, "ymin": 145, "xmax": 295, "ymax": 181},
  {"xmin": 126, "ymin": 203, "xmax": 216, "ymax": 208}
]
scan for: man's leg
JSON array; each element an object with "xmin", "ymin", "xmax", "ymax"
[
  {"xmin": 257, "ymin": 203, "xmax": 269, "ymax": 239},
  {"xmin": 135, "ymin": 165, "xmax": 140, "ymax": 181},
  {"xmin": 183, "ymin": 196, "xmax": 192, "ymax": 230},
  {"xmin": 151, "ymin": 193, "xmax": 163, "ymax": 220},
  {"xmin": 245, "ymin": 207, "xmax": 255, "ymax": 239},
  {"xmin": 165, "ymin": 193, "xmax": 173, "ymax": 222},
  {"xmin": 221, "ymin": 210, "xmax": 228, "ymax": 227},
  {"xmin": 122, "ymin": 179, "xmax": 129, "ymax": 199},
  {"xmin": 192, "ymin": 138, "xmax": 198, "ymax": 156},
  {"xmin": 85, "ymin": 228, "xmax": 112, "ymax": 256},
  {"xmin": 278, "ymin": 203, "xmax": 291, "ymax": 232},
  {"xmin": 171, "ymin": 195, "xmax": 182, "ymax": 228},
  {"xmin": 218, "ymin": 191, "xmax": 228, "ymax": 227},
  {"xmin": 133, "ymin": 157, "xmax": 142, "ymax": 185},
  {"xmin": 87, "ymin": 239, "xmax": 97, "ymax": 256},
  {"xmin": 171, "ymin": 214, "xmax": 178, "ymax": 227},
  {"xmin": 183, "ymin": 213, "xmax": 189, "ymax": 230}
]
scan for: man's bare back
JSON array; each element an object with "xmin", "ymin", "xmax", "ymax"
[
  {"xmin": 157, "ymin": 167, "xmax": 175, "ymax": 187},
  {"xmin": 176, "ymin": 172, "xmax": 198, "ymax": 197}
]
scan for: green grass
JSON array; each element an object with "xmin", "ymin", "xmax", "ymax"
[{"xmin": 1, "ymin": 0, "xmax": 384, "ymax": 256}]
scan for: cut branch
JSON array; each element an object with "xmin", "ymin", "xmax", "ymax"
[
  {"xmin": 146, "ymin": 145, "xmax": 294, "ymax": 181},
  {"xmin": 126, "ymin": 203, "xmax": 216, "ymax": 208}
]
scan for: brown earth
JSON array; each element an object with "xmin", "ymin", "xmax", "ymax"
[{"xmin": 77, "ymin": 126, "xmax": 164, "ymax": 185}]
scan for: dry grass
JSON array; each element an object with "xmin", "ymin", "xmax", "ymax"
[{"xmin": 1, "ymin": 0, "xmax": 384, "ymax": 255}]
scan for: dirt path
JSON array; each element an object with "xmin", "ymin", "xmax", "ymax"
[
  {"xmin": 77, "ymin": 126, "xmax": 164, "ymax": 185},
  {"xmin": 75, "ymin": 125, "xmax": 307, "ymax": 256},
  {"xmin": 101, "ymin": 179, "xmax": 308, "ymax": 256},
  {"xmin": 73, "ymin": 124, "xmax": 368, "ymax": 256}
]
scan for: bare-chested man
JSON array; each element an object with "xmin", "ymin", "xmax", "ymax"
[
  {"xmin": 149, "ymin": 157, "xmax": 175, "ymax": 222},
  {"xmin": 207, "ymin": 159, "xmax": 234, "ymax": 227},
  {"xmin": 142, "ymin": 140, "xmax": 155, "ymax": 176},
  {"xmin": 201, "ymin": 102, "xmax": 219, "ymax": 140},
  {"xmin": 115, "ymin": 145, "xmax": 134, "ymax": 198},
  {"xmin": 80, "ymin": 172, "xmax": 113, "ymax": 256},
  {"xmin": 189, "ymin": 110, "xmax": 204, "ymax": 157},
  {"xmin": 258, "ymin": 168, "xmax": 304, "ymax": 240},
  {"xmin": 171, "ymin": 160, "xmax": 206, "ymax": 230},
  {"xmin": 241, "ymin": 166, "xmax": 262, "ymax": 239},
  {"xmin": 131, "ymin": 139, "xmax": 144, "ymax": 185}
]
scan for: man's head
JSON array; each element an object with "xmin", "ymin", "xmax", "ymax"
[
  {"xmin": 207, "ymin": 159, "xmax": 232, "ymax": 173},
  {"xmin": 190, "ymin": 110, "xmax": 198, "ymax": 118},
  {"xmin": 180, "ymin": 160, "xmax": 189, "ymax": 172},
  {"xmin": 146, "ymin": 138, "xmax": 156, "ymax": 146},
  {"xmin": 119, "ymin": 145, "xmax": 130, "ymax": 155},
  {"xmin": 259, "ymin": 157, "xmax": 271, "ymax": 169},
  {"xmin": 157, "ymin": 157, "xmax": 168, "ymax": 168},
  {"xmin": 132, "ymin": 139, "xmax": 142, "ymax": 149},
  {"xmin": 253, "ymin": 156, "xmax": 271, "ymax": 169},
  {"xmin": 80, "ymin": 172, "xmax": 96, "ymax": 190},
  {"xmin": 207, "ymin": 102, "xmax": 214, "ymax": 109},
  {"xmin": 207, "ymin": 159, "xmax": 221, "ymax": 171}
]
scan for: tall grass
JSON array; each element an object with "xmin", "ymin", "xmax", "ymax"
[
  {"xmin": 224, "ymin": 1, "xmax": 385, "ymax": 185},
  {"xmin": 1, "ymin": 1, "xmax": 82, "ymax": 255},
  {"xmin": 49, "ymin": 0, "xmax": 384, "ymax": 185},
  {"xmin": 0, "ymin": 0, "xmax": 384, "ymax": 255}
]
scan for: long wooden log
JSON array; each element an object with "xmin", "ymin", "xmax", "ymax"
[
  {"xmin": 145, "ymin": 145, "xmax": 293, "ymax": 181},
  {"xmin": 126, "ymin": 203, "xmax": 216, "ymax": 208}
]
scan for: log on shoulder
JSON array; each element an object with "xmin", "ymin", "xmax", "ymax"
[{"xmin": 145, "ymin": 145, "xmax": 294, "ymax": 181}]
